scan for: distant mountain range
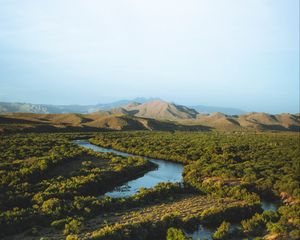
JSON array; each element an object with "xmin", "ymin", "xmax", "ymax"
[
  {"xmin": 0, "ymin": 98, "xmax": 245, "ymax": 115},
  {"xmin": 0, "ymin": 99, "xmax": 299, "ymax": 133},
  {"xmin": 190, "ymin": 105, "xmax": 245, "ymax": 115}
]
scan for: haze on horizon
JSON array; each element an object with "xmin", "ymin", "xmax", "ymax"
[{"xmin": 0, "ymin": 0, "xmax": 299, "ymax": 114}]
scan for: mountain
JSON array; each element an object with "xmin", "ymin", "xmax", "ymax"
[
  {"xmin": 0, "ymin": 102, "xmax": 49, "ymax": 114},
  {"xmin": 0, "ymin": 102, "xmax": 95, "ymax": 114},
  {"xmin": 191, "ymin": 112, "xmax": 242, "ymax": 130},
  {"xmin": 191, "ymin": 105, "xmax": 245, "ymax": 115},
  {"xmin": 189, "ymin": 112, "xmax": 300, "ymax": 131},
  {"xmin": 112, "ymin": 100, "xmax": 198, "ymax": 121},
  {"xmin": 0, "ymin": 110, "xmax": 299, "ymax": 133},
  {"xmin": 0, "ymin": 98, "xmax": 160, "ymax": 114},
  {"xmin": 0, "ymin": 100, "xmax": 299, "ymax": 131},
  {"xmin": 0, "ymin": 98, "xmax": 245, "ymax": 115}
]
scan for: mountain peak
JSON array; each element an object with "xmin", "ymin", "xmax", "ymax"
[{"xmin": 118, "ymin": 100, "xmax": 198, "ymax": 120}]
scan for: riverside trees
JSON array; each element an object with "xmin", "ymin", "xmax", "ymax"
[
  {"xmin": 1, "ymin": 131, "xmax": 299, "ymax": 239},
  {"xmin": 0, "ymin": 133, "xmax": 154, "ymax": 237},
  {"xmin": 90, "ymin": 131, "xmax": 300, "ymax": 239}
]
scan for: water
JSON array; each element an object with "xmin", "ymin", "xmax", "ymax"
[
  {"xmin": 186, "ymin": 224, "xmax": 240, "ymax": 240},
  {"xmin": 187, "ymin": 202, "xmax": 279, "ymax": 240},
  {"xmin": 186, "ymin": 225, "xmax": 214, "ymax": 240},
  {"xmin": 261, "ymin": 201, "xmax": 278, "ymax": 211},
  {"xmin": 74, "ymin": 140, "xmax": 183, "ymax": 198},
  {"xmin": 74, "ymin": 140, "xmax": 279, "ymax": 239}
]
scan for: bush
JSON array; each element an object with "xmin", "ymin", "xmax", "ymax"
[
  {"xmin": 64, "ymin": 218, "xmax": 84, "ymax": 235},
  {"xmin": 41, "ymin": 198, "xmax": 63, "ymax": 217},
  {"xmin": 242, "ymin": 211, "xmax": 278, "ymax": 237},
  {"xmin": 50, "ymin": 219, "xmax": 67, "ymax": 229},
  {"xmin": 213, "ymin": 221, "xmax": 230, "ymax": 240},
  {"xmin": 66, "ymin": 235, "xmax": 79, "ymax": 240},
  {"xmin": 166, "ymin": 227, "xmax": 188, "ymax": 240}
]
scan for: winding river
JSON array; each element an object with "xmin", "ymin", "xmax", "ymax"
[
  {"xmin": 75, "ymin": 140, "xmax": 278, "ymax": 239},
  {"xmin": 74, "ymin": 140, "xmax": 183, "ymax": 198}
]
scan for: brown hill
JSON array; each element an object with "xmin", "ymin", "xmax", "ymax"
[
  {"xmin": 192, "ymin": 112, "xmax": 241, "ymax": 130},
  {"xmin": 112, "ymin": 100, "xmax": 198, "ymax": 121},
  {"xmin": 0, "ymin": 107, "xmax": 299, "ymax": 133},
  {"xmin": 0, "ymin": 113, "xmax": 210, "ymax": 133},
  {"xmin": 237, "ymin": 112, "xmax": 300, "ymax": 131},
  {"xmin": 190, "ymin": 112, "xmax": 299, "ymax": 131},
  {"xmin": 84, "ymin": 115, "xmax": 146, "ymax": 131}
]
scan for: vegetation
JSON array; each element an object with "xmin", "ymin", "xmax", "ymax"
[
  {"xmin": 0, "ymin": 131, "xmax": 299, "ymax": 239},
  {"xmin": 90, "ymin": 196, "xmax": 258, "ymax": 240},
  {"xmin": 0, "ymin": 133, "xmax": 154, "ymax": 237},
  {"xmin": 166, "ymin": 227, "xmax": 189, "ymax": 240},
  {"xmin": 212, "ymin": 221, "xmax": 230, "ymax": 240},
  {"xmin": 241, "ymin": 210, "xmax": 279, "ymax": 236},
  {"xmin": 90, "ymin": 131, "xmax": 300, "ymax": 239}
]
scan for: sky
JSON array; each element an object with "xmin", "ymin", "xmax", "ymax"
[{"xmin": 0, "ymin": 0, "xmax": 299, "ymax": 113}]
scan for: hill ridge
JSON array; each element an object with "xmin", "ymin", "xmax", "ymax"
[
  {"xmin": 0, "ymin": 110, "xmax": 299, "ymax": 133},
  {"xmin": 0, "ymin": 99, "xmax": 245, "ymax": 115}
]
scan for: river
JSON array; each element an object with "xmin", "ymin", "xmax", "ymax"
[
  {"xmin": 74, "ymin": 140, "xmax": 183, "ymax": 198},
  {"xmin": 75, "ymin": 140, "xmax": 278, "ymax": 239}
]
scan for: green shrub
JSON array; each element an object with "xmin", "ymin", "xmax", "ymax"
[
  {"xmin": 51, "ymin": 219, "xmax": 67, "ymax": 229},
  {"xmin": 213, "ymin": 221, "xmax": 230, "ymax": 240},
  {"xmin": 166, "ymin": 227, "xmax": 187, "ymax": 240},
  {"xmin": 63, "ymin": 218, "xmax": 84, "ymax": 235},
  {"xmin": 242, "ymin": 211, "xmax": 278, "ymax": 236},
  {"xmin": 66, "ymin": 235, "xmax": 79, "ymax": 240}
]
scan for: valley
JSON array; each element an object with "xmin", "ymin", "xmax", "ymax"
[
  {"xmin": 1, "ymin": 1, "xmax": 298, "ymax": 239},
  {"xmin": 0, "ymin": 130, "xmax": 299, "ymax": 239}
]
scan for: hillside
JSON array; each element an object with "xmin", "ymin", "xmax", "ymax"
[
  {"xmin": 189, "ymin": 112, "xmax": 300, "ymax": 131},
  {"xmin": 1, "ymin": 101, "xmax": 298, "ymax": 133},
  {"xmin": 112, "ymin": 100, "xmax": 198, "ymax": 121},
  {"xmin": 0, "ymin": 98, "xmax": 158, "ymax": 114},
  {"xmin": 0, "ymin": 109, "xmax": 299, "ymax": 133},
  {"xmin": 191, "ymin": 104, "xmax": 245, "ymax": 115},
  {"xmin": 0, "ymin": 99, "xmax": 246, "ymax": 115},
  {"xmin": 0, "ymin": 112, "xmax": 209, "ymax": 133},
  {"xmin": 108, "ymin": 100, "xmax": 299, "ymax": 131}
]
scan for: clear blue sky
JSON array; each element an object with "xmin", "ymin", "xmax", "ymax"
[{"xmin": 0, "ymin": 0, "xmax": 299, "ymax": 113}]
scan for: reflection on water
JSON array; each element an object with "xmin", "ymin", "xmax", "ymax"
[
  {"xmin": 187, "ymin": 203, "xmax": 279, "ymax": 240},
  {"xmin": 74, "ymin": 140, "xmax": 183, "ymax": 198},
  {"xmin": 261, "ymin": 201, "xmax": 278, "ymax": 211},
  {"xmin": 186, "ymin": 225, "xmax": 214, "ymax": 240}
]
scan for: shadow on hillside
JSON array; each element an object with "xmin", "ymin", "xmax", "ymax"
[{"xmin": 261, "ymin": 124, "xmax": 299, "ymax": 132}]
